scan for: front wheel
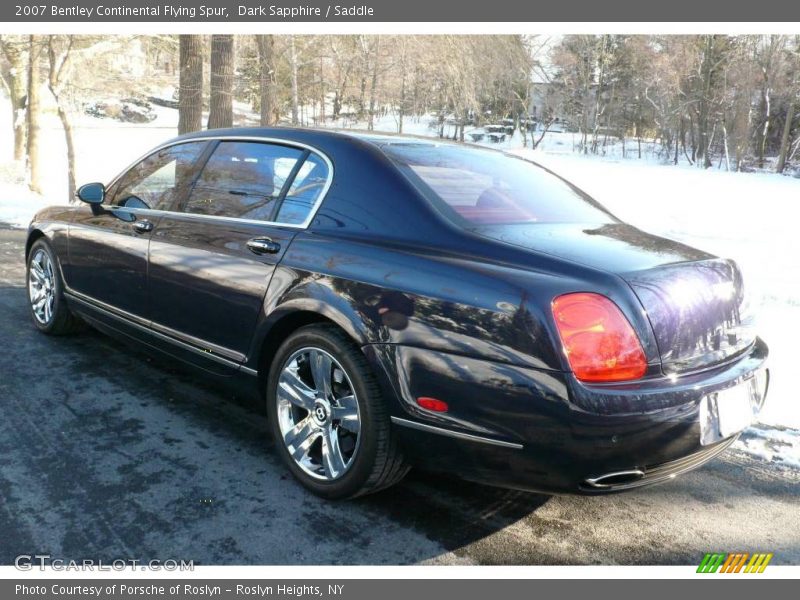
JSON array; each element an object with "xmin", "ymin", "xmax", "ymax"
[
  {"xmin": 27, "ymin": 238, "xmax": 84, "ymax": 335},
  {"xmin": 266, "ymin": 324, "xmax": 409, "ymax": 499}
]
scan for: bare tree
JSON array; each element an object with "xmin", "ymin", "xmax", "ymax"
[
  {"xmin": 776, "ymin": 100, "xmax": 796, "ymax": 173},
  {"xmin": 288, "ymin": 35, "xmax": 300, "ymax": 125},
  {"xmin": 776, "ymin": 37, "xmax": 799, "ymax": 173},
  {"xmin": 0, "ymin": 35, "xmax": 28, "ymax": 161},
  {"xmin": 256, "ymin": 35, "xmax": 278, "ymax": 126},
  {"xmin": 25, "ymin": 35, "xmax": 44, "ymax": 194},
  {"xmin": 754, "ymin": 36, "xmax": 785, "ymax": 168},
  {"xmin": 46, "ymin": 35, "xmax": 77, "ymax": 200},
  {"xmin": 328, "ymin": 36, "xmax": 358, "ymax": 122},
  {"xmin": 207, "ymin": 34, "xmax": 234, "ymax": 129},
  {"xmin": 367, "ymin": 37, "xmax": 381, "ymax": 130},
  {"xmin": 178, "ymin": 35, "xmax": 203, "ymax": 134}
]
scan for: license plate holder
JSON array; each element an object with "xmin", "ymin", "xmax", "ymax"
[{"xmin": 699, "ymin": 370, "xmax": 767, "ymax": 446}]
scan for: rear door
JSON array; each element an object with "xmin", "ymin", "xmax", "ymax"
[
  {"xmin": 68, "ymin": 141, "xmax": 208, "ymax": 321},
  {"xmin": 146, "ymin": 139, "xmax": 331, "ymax": 369}
]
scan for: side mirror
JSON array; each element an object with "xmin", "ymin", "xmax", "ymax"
[{"xmin": 76, "ymin": 182, "xmax": 105, "ymax": 205}]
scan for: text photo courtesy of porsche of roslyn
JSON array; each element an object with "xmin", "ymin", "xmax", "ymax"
[{"xmin": 0, "ymin": 0, "xmax": 799, "ymax": 581}]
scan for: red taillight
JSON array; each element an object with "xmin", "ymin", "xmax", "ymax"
[
  {"xmin": 551, "ymin": 293, "xmax": 647, "ymax": 383},
  {"xmin": 416, "ymin": 397, "xmax": 449, "ymax": 412}
]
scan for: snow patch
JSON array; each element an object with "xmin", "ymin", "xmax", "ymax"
[{"xmin": 733, "ymin": 427, "xmax": 800, "ymax": 471}]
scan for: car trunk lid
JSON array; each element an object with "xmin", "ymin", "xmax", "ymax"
[{"xmin": 623, "ymin": 258, "xmax": 754, "ymax": 374}]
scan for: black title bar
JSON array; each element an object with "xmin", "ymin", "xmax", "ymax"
[{"xmin": 4, "ymin": 0, "xmax": 800, "ymax": 22}]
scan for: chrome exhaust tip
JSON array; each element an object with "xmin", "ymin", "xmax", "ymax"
[{"xmin": 584, "ymin": 469, "xmax": 645, "ymax": 489}]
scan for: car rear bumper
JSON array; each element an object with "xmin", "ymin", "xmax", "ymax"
[{"xmin": 366, "ymin": 337, "xmax": 768, "ymax": 494}]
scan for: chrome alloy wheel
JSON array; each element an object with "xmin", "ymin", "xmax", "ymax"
[
  {"xmin": 28, "ymin": 248, "xmax": 56, "ymax": 325},
  {"xmin": 276, "ymin": 347, "xmax": 361, "ymax": 481}
]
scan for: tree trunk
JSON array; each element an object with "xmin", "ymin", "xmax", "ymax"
[
  {"xmin": 332, "ymin": 90, "xmax": 342, "ymax": 121},
  {"xmin": 758, "ymin": 86, "xmax": 771, "ymax": 168},
  {"xmin": 256, "ymin": 35, "xmax": 278, "ymax": 126},
  {"xmin": 207, "ymin": 35, "xmax": 234, "ymax": 130},
  {"xmin": 178, "ymin": 35, "xmax": 203, "ymax": 134},
  {"xmin": 532, "ymin": 119, "xmax": 555, "ymax": 149},
  {"xmin": 0, "ymin": 38, "xmax": 28, "ymax": 160},
  {"xmin": 317, "ymin": 55, "xmax": 326, "ymax": 126},
  {"xmin": 367, "ymin": 39, "xmax": 380, "ymax": 131},
  {"xmin": 696, "ymin": 35, "xmax": 717, "ymax": 169},
  {"xmin": 56, "ymin": 104, "xmax": 76, "ymax": 200},
  {"xmin": 26, "ymin": 35, "xmax": 43, "ymax": 194},
  {"xmin": 673, "ymin": 117, "xmax": 679, "ymax": 165},
  {"xmin": 722, "ymin": 120, "xmax": 731, "ymax": 171},
  {"xmin": 46, "ymin": 36, "xmax": 77, "ymax": 201},
  {"xmin": 358, "ymin": 76, "xmax": 366, "ymax": 120},
  {"xmin": 776, "ymin": 101, "xmax": 795, "ymax": 173},
  {"xmin": 398, "ymin": 70, "xmax": 406, "ymax": 134},
  {"xmin": 289, "ymin": 36, "xmax": 300, "ymax": 126}
]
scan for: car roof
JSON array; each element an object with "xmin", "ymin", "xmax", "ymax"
[{"xmin": 168, "ymin": 126, "xmax": 467, "ymax": 152}]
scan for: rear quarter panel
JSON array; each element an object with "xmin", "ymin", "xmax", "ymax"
[{"xmin": 251, "ymin": 231, "xmax": 572, "ymax": 370}]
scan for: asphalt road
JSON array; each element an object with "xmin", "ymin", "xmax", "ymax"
[{"xmin": 1, "ymin": 227, "xmax": 798, "ymax": 566}]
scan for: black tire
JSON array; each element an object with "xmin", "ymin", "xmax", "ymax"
[
  {"xmin": 26, "ymin": 238, "xmax": 84, "ymax": 335},
  {"xmin": 266, "ymin": 324, "xmax": 409, "ymax": 499}
]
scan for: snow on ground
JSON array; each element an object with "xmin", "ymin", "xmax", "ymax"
[
  {"xmin": 1, "ymin": 99, "xmax": 798, "ymax": 465},
  {"xmin": 734, "ymin": 426, "xmax": 800, "ymax": 472}
]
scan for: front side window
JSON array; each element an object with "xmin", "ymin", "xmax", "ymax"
[
  {"xmin": 183, "ymin": 141, "xmax": 305, "ymax": 221},
  {"xmin": 111, "ymin": 142, "xmax": 206, "ymax": 211},
  {"xmin": 381, "ymin": 143, "xmax": 616, "ymax": 226}
]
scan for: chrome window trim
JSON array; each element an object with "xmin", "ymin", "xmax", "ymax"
[
  {"xmin": 104, "ymin": 135, "xmax": 335, "ymax": 230},
  {"xmin": 104, "ymin": 204, "xmax": 308, "ymax": 229},
  {"xmin": 390, "ymin": 416, "xmax": 523, "ymax": 450}
]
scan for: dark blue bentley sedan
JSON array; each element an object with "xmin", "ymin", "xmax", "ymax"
[{"xmin": 25, "ymin": 128, "xmax": 768, "ymax": 498}]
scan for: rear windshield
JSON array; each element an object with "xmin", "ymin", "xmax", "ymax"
[{"xmin": 381, "ymin": 143, "xmax": 616, "ymax": 226}]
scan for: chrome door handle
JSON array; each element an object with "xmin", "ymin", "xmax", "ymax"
[
  {"xmin": 133, "ymin": 220, "xmax": 154, "ymax": 233},
  {"xmin": 246, "ymin": 238, "xmax": 281, "ymax": 255}
]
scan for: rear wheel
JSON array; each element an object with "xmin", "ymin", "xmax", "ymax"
[
  {"xmin": 266, "ymin": 324, "xmax": 408, "ymax": 499},
  {"xmin": 27, "ymin": 238, "xmax": 84, "ymax": 335}
]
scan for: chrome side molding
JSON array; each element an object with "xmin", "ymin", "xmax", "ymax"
[{"xmin": 390, "ymin": 416, "xmax": 523, "ymax": 450}]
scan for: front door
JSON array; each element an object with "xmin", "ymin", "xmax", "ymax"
[
  {"xmin": 146, "ymin": 139, "xmax": 331, "ymax": 366},
  {"xmin": 67, "ymin": 141, "xmax": 208, "ymax": 322}
]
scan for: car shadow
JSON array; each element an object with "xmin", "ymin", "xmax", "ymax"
[{"xmin": 359, "ymin": 471, "xmax": 551, "ymax": 554}]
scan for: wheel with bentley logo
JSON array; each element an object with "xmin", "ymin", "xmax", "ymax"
[{"xmin": 266, "ymin": 324, "xmax": 409, "ymax": 499}]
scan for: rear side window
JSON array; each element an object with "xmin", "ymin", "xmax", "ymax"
[
  {"xmin": 184, "ymin": 141, "xmax": 304, "ymax": 220},
  {"xmin": 381, "ymin": 144, "xmax": 615, "ymax": 226},
  {"xmin": 275, "ymin": 153, "xmax": 330, "ymax": 225},
  {"xmin": 111, "ymin": 142, "xmax": 206, "ymax": 211}
]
